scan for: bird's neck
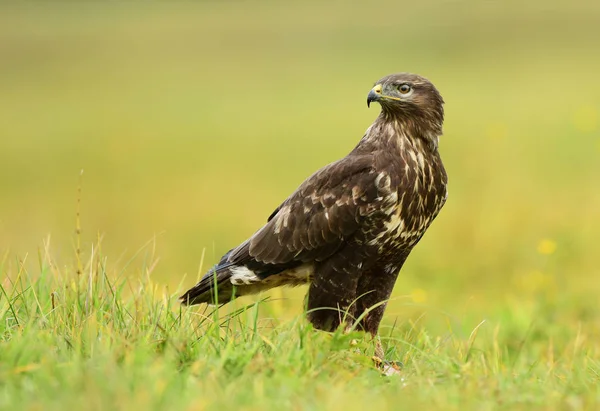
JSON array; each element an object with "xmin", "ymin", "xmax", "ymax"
[{"xmin": 358, "ymin": 114, "xmax": 441, "ymax": 153}]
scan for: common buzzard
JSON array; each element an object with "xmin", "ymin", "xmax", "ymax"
[{"xmin": 181, "ymin": 73, "xmax": 448, "ymax": 362}]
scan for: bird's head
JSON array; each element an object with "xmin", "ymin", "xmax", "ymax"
[{"xmin": 367, "ymin": 73, "xmax": 445, "ymax": 138}]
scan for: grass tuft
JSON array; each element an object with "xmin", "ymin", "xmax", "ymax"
[{"xmin": 0, "ymin": 239, "xmax": 599, "ymax": 410}]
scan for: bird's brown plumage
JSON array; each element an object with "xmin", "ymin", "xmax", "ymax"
[{"xmin": 181, "ymin": 72, "xmax": 448, "ymax": 337}]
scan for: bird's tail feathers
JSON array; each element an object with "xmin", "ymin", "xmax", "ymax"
[
  {"xmin": 180, "ymin": 249, "xmax": 310, "ymax": 306},
  {"xmin": 179, "ymin": 253, "xmax": 237, "ymax": 305}
]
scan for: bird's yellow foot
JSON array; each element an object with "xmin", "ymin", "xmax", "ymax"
[
  {"xmin": 372, "ymin": 338, "xmax": 403, "ymax": 376},
  {"xmin": 372, "ymin": 356, "xmax": 403, "ymax": 376}
]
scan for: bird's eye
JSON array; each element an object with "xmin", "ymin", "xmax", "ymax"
[{"xmin": 398, "ymin": 84, "xmax": 411, "ymax": 94}]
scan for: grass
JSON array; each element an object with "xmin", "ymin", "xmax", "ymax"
[
  {"xmin": 1, "ymin": 2, "xmax": 600, "ymax": 409},
  {"xmin": 1, "ymin": 238, "xmax": 599, "ymax": 410}
]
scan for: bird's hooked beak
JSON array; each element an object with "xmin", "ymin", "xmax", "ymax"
[{"xmin": 367, "ymin": 84, "xmax": 382, "ymax": 108}]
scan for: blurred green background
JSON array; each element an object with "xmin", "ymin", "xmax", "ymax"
[{"xmin": 1, "ymin": 1, "xmax": 599, "ymax": 329}]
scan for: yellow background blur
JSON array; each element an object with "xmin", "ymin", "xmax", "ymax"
[{"xmin": 1, "ymin": 2, "xmax": 599, "ymax": 325}]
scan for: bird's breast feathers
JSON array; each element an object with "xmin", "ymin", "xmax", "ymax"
[{"xmin": 366, "ymin": 151, "xmax": 447, "ymax": 255}]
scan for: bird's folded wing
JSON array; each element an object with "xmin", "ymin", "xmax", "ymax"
[{"xmin": 228, "ymin": 154, "xmax": 396, "ymax": 268}]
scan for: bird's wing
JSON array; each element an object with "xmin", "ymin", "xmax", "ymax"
[{"xmin": 228, "ymin": 153, "xmax": 397, "ymax": 270}]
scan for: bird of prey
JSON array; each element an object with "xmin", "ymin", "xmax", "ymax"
[{"xmin": 181, "ymin": 72, "xmax": 448, "ymax": 363}]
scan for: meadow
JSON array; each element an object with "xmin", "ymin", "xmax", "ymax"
[{"xmin": 1, "ymin": 2, "xmax": 600, "ymax": 409}]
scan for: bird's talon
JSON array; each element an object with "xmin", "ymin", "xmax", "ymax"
[{"xmin": 371, "ymin": 355, "xmax": 384, "ymax": 367}]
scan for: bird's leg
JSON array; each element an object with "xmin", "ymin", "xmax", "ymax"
[
  {"xmin": 354, "ymin": 264, "xmax": 407, "ymax": 375},
  {"xmin": 355, "ymin": 286, "xmax": 393, "ymax": 363},
  {"xmin": 353, "ymin": 298, "xmax": 401, "ymax": 373},
  {"xmin": 306, "ymin": 254, "xmax": 362, "ymax": 332},
  {"xmin": 343, "ymin": 313, "xmax": 401, "ymax": 375},
  {"xmin": 374, "ymin": 335, "xmax": 385, "ymax": 360},
  {"xmin": 306, "ymin": 288, "xmax": 358, "ymax": 332}
]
